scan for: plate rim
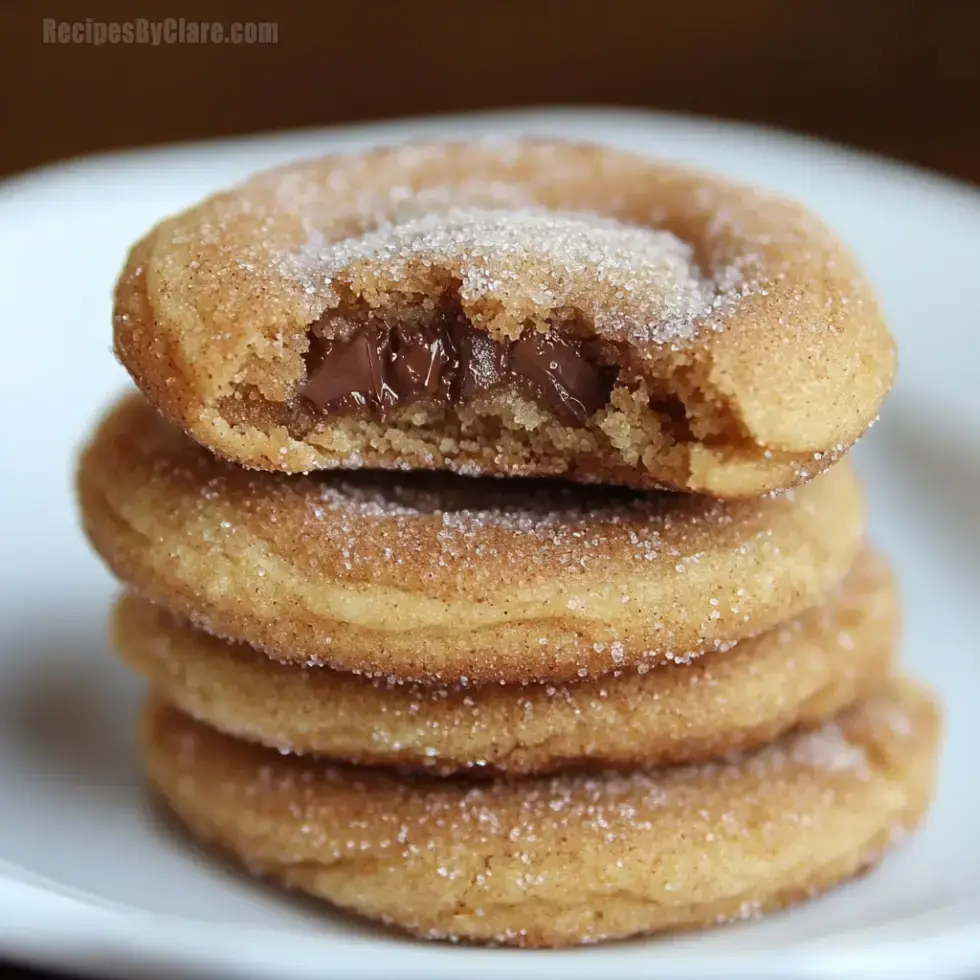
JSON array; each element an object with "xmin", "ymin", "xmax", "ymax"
[{"xmin": 2, "ymin": 859, "xmax": 979, "ymax": 980}]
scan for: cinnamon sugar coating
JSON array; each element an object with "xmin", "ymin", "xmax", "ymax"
[
  {"xmin": 115, "ymin": 550, "xmax": 896, "ymax": 774},
  {"xmin": 78, "ymin": 395, "xmax": 864, "ymax": 683},
  {"xmin": 114, "ymin": 138, "xmax": 894, "ymax": 495},
  {"xmin": 141, "ymin": 680, "xmax": 939, "ymax": 947}
]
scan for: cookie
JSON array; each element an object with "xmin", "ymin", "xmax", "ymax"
[
  {"xmin": 141, "ymin": 679, "xmax": 939, "ymax": 947},
  {"xmin": 78, "ymin": 395, "xmax": 865, "ymax": 684},
  {"xmin": 114, "ymin": 138, "xmax": 894, "ymax": 496},
  {"xmin": 115, "ymin": 550, "xmax": 896, "ymax": 774}
]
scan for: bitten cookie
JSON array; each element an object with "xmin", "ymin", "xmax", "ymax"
[
  {"xmin": 115, "ymin": 550, "xmax": 896, "ymax": 774},
  {"xmin": 142, "ymin": 680, "xmax": 939, "ymax": 947},
  {"xmin": 78, "ymin": 395, "xmax": 865, "ymax": 684},
  {"xmin": 114, "ymin": 138, "xmax": 894, "ymax": 496}
]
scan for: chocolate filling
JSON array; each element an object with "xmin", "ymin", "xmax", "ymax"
[{"xmin": 300, "ymin": 318, "xmax": 617, "ymax": 427}]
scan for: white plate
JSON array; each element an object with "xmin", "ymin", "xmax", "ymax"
[{"xmin": 0, "ymin": 108, "xmax": 977, "ymax": 980}]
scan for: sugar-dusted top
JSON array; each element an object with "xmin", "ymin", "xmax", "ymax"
[
  {"xmin": 115, "ymin": 137, "xmax": 892, "ymax": 474},
  {"xmin": 93, "ymin": 394, "xmax": 859, "ymax": 590},
  {"xmin": 155, "ymin": 678, "xmax": 930, "ymax": 851},
  {"xmin": 278, "ymin": 206, "xmax": 719, "ymax": 345}
]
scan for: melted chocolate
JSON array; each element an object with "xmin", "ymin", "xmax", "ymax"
[
  {"xmin": 451, "ymin": 324, "xmax": 508, "ymax": 401},
  {"xmin": 389, "ymin": 326, "xmax": 456, "ymax": 400},
  {"xmin": 301, "ymin": 329, "xmax": 396, "ymax": 411},
  {"xmin": 509, "ymin": 332, "xmax": 609, "ymax": 425},
  {"xmin": 301, "ymin": 319, "xmax": 616, "ymax": 427}
]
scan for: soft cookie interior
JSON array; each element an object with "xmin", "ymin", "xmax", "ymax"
[{"xmin": 216, "ymin": 210, "xmax": 753, "ymax": 490}]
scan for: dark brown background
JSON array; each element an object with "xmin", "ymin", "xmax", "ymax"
[
  {"xmin": 2, "ymin": 0, "xmax": 980, "ymax": 183},
  {"xmin": 1, "ymin": 1, "xmax": 978, "ymax": 977}
]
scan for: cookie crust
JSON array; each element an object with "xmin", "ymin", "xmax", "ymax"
[
  {"xmin": 141, "ymin": 680, "xmax": 939, "ymax": 947},
  {"xmin": 78, "ymin": 395, "xmax": 865, "ymax": 683},
  {"xmin": 114, "ymin": 139, "xmax": 894, "ymax": 496},
  {"xmin": 115, "ymin": 550, "xmax": 896, "ymax": 774}
]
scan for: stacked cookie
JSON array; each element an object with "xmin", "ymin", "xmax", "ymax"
[{"xmin": 77, "ymin": 139, "xmax": 939, "ymax": 947}]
